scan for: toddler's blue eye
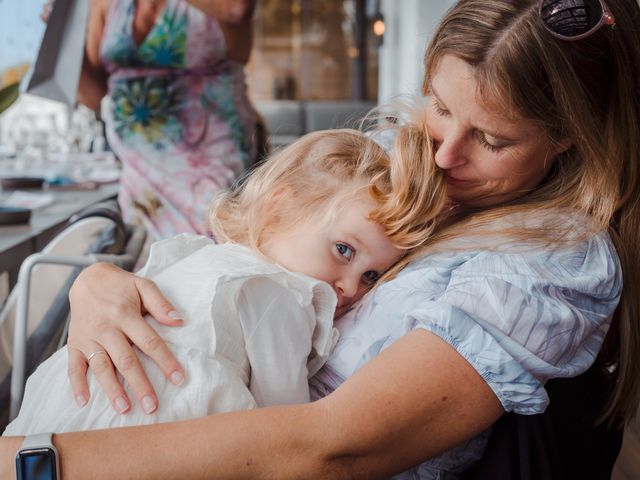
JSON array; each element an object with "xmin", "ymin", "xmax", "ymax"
[
  {"xmin": 336, "ymin": 243, "xmax": 354, "ymax": 260},
  {"xmin": 362, "ymin": 270, "xmax": 380, "ymax": 285}
]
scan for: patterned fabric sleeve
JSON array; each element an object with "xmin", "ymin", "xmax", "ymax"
[{"xmin": 409, "ymin": 231, "xmax": 622, "ymax": 414}]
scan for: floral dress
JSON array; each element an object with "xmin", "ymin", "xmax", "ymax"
[{"xmin": 100, "ymin": 0, "xmax": 257, "ymax": 240}]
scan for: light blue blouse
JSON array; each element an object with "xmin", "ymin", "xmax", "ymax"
[{"xmin": 309, "ymin": 213, "xmax": 622, "ymax": 479}]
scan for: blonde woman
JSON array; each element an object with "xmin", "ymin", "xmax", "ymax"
[{"xmin": 3, "ymin": 0, "xmax": 639, "ymax": 478}]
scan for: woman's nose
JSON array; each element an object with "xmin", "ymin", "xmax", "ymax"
[{"xmin": 434, "ymin": 134, "xmax": 467, "ymax": 170}]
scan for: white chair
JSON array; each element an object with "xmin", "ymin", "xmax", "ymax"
[{"xmin": 0, "ymin": 201, "xmax": 146, "ymax": 427}]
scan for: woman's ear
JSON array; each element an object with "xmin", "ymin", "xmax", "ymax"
[{"xmin": 554, "ymin": 137, "xmax": 573, "ymax": 156}]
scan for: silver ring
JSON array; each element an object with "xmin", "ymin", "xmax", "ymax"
[{"xmin": 87, "ymin": 351, "xmax": 107, "ymax": 362}]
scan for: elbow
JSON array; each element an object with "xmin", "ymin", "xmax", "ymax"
[
  {"xmin": 314, "ymin": 451, "xmax": 389, "ymax": 480},
  {"xmin": 77, "ymin": 94, "xmax": 101, "ymax": 113},
  {"xmin": 303, "ymin": 402, "xmax": 390, "ymax": 480},
  {"xmin": 312, "ymin": 452, "xmax": 388, "ymax": 480}
]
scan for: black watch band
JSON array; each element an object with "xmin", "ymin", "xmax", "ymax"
[{"xmin": 16, "ymin": 432, "xmax": 60, "ymax": 480}]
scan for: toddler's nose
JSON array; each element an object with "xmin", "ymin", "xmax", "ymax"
[{"xmin": 334, "ymin": 276, "xmax": 359, "ymax": 299}]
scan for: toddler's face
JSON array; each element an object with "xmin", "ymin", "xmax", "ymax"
[{"xmin": 263, "ymin": 197, "xmax": 402, "ymax": 318}]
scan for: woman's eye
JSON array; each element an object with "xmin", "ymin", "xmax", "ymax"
[
  {"xmin": 432, "ymin": 99, "xmax": 449, "ymax": 116},
  {"xmin": 362, "ymin": 270, "xmax": 380, "ymax": 285},
  {"xmin": 476, "ymin": 132, "xmax": 503, "ymax": 153},
  {"xmin": 336, "ymin": 243, "xmax": 354, "ymax": 260}
]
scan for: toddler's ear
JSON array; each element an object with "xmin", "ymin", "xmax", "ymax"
[
  {"xmin": 270, "ymin": 185, "xmax": 291, "ymax": 198},
  {"xmin": 265, "ymin": 185, "xmax": 293, "ymax": 209},
  {"xmin": 262, "ymin": 185, "xmax": 292, "ymax": 225}
]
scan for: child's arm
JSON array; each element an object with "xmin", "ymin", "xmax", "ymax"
[{"xmin": 237, "ymin": 277, "xmax": 335, "ymax": 406}]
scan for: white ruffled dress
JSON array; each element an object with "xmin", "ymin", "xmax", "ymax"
[{"xmin": 6, "ymin": 234, "xmax": 338, "ymax": 434}]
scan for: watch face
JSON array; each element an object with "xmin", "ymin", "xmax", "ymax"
[{"xmin": 17, "ymin": 449, "xmax": 57, "ymax": 480}]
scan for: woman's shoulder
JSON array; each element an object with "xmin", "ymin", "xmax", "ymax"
[
  {"xmin": 406, "ymin": 208, "xmax": 619, "ymax": 280},
  {"xmin": 376, "ymin": 213, "xmax": 622, "ymax": 351},
  {"xmin": 350, "ymin": 220, "xmax": 621, "ymax": 416}
]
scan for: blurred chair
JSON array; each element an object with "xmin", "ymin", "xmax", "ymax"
[
  {"xmin": 0, "ymin": 201, "xmax": 146, "ymax": 429},
  {"xmin": 255, "ymin": 100, "xmax": 376, "ymax": 149},
  {"xmin": 304, "ymin": 100, "xmax": 376, "ymax": 132},
  {"xmin": 254, "ymin": 100, "xmax": 304, "ymax": 150}
]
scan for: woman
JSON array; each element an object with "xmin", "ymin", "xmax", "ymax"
[
  {"xmin": 79, "ymin": 0, "xmax": 258, "ymax": 240},
  {"xmin": 3, "ymin": 0, "xmax": 639, "ymax": 477}
]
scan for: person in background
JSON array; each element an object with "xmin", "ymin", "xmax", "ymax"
[
  {"xmin": 45, "ymin": 0, "xmax": 259, "ymax": 241},
  {"xmin": 6, "ymin": 0, "xmax": 639, "ymax": 478}
]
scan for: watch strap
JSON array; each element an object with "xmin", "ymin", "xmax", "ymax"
[
  {"xmin": 17, "ymin": 432, "xmax": 60, "ymax": 480},
  {"xmin": 21, "ymin": 433, "xmax": 55, "ymax": 450}
]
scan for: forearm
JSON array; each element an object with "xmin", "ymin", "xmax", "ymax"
[
  {"xmin": 2, "ymin": 401, "xmax": 397, "ymax": 480},
  {"xmin": 2, "ymin": 331, "xmax": 502, "ymax": 479},
  {"xmin": 44, "ymin": 404, "xmax": 334, "ymax": 480},
  {"xmin": 77, "ymin": 55, "xmax": 107, "ymax": 112},
  {"xmin": 78, "ymin": 0, "xmax": 108, "ymax": 112},
  {"xmin": 0, "ymin": 436, "xmax": 20, "ymax": 479}
]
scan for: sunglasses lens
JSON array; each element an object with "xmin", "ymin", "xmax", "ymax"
[{"xmin": 540, "ymin": 0, "xmax": 603, "ymax": 38}]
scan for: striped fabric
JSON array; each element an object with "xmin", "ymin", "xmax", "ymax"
[{"xmin": 310, "ymin": 210, "xmax": 622, "ymax": 479}]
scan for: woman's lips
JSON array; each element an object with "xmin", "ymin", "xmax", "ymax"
[{"xmin": 444, "ymin": 174, "xmax": 472, "ymax": 187}]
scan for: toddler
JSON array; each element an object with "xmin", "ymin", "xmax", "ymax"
[{"xmin": 5, "ymin": 103, "xmax": 447, "ymax": 434}]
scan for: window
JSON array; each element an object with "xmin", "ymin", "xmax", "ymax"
[{"xmin": 246, "ymin": 0, "xmax": 381, "ymax": 102}]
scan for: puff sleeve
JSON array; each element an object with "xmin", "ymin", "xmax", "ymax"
[
  {"xmin": 237, "ymin": 275, "xmax": 337, "ymax": 407},
  {"xmin": 406, "ymin": 232, "xmax": 621, "ymax": 414}
]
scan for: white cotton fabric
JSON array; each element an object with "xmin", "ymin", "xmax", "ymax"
[{"xmin": 6, "ymin": 234, "xmax": 338, "ymax": 434}]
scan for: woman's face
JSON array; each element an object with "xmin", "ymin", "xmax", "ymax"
[{"xmin": 426, "ymin": 55, "xmax": 570, "ymax": 208}]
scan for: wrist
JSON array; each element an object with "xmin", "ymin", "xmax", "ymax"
[
  {"xmin": 15, "ymin": 433, "xmax": 60, "ymax": 480},
  {"xmin": 1, "ymin": 436, "xmax": 22, "ymax": 479}
]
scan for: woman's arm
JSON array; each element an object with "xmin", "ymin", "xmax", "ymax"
[
  {"xmin": 40, "ymin": 0, "xmax": 108, "ymax": 111},
  {"xmin": 2, "ymin": 330, "xmax": 503, "ymax": 479},
  {"xmin": 77, "ymin": 0, "xmax": 109, "ymax": 112}
]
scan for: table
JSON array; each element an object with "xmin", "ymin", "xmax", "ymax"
[{"xmin": 0, "ymin": 184, "xmax": 120, "ymax": 288}]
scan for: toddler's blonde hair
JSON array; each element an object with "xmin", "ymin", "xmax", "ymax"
[{"xmin": 209, "ymin": 100, "xmax": 446, "ymax": 258}]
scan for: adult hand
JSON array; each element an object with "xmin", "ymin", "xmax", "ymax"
[{"xmin": 67, "ymin": 263, "xmax": 185, "ymax": 414}]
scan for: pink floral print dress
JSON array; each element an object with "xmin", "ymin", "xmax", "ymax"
[{"xmin": 100, "ymin": 0, "xmax": 257, "ymax": 240}]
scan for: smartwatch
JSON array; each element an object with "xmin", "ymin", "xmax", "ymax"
[{"xmin": 15, "ymin": 433, "xmax": 60, "ymax": 480}]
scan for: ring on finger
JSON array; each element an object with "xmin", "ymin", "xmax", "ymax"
[{"xmin": 87, "ymin": 351, "xmax": 108, "ymax": 362}]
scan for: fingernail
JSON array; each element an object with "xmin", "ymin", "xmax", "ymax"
[
  {"xmin": 170, "ymin": 370, "xmax": 184, "ymax": 385},
  {"xmin": 75, "ymin": 394, "xmax": 87, "ymax": 407},
  {"xmin": 114, "ymin": 396, "xmax": 129, "ymax": 414},
  {"xmin": 168, "ymin": 310, "xmax": 183, "ymax": 320},
  {"xmin": 142, "ymin": 395, "xmax": 157, "ymax": 414}
]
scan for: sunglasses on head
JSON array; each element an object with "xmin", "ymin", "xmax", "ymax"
[{"xmin": 539, "ymin": 0, "xmax": 616, "ymax": 41}]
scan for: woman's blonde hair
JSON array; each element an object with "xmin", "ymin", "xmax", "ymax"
[
  {"xmin": 209, "ymin": 99, "xmax": 447, "ymax": 264},
  {"xmin": 422, "ymin": 0, "xmax": 640, "ymax": 424}
]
